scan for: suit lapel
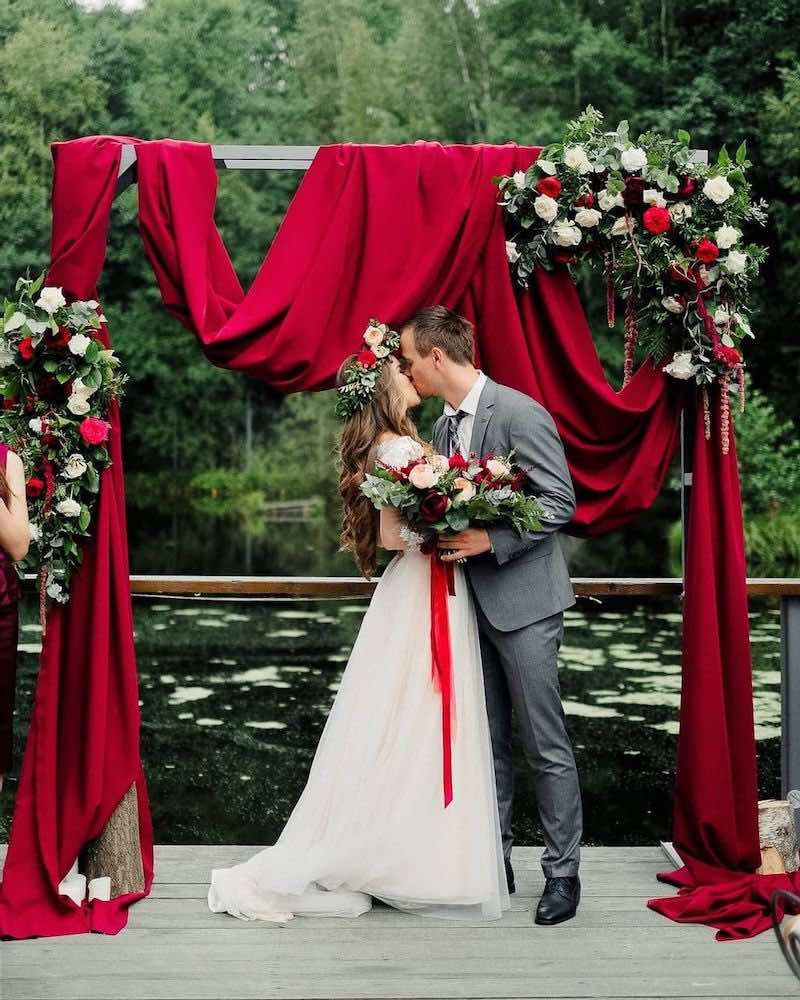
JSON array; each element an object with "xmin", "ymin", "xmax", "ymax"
[{"xmin": 469, "ymin": 378, "xmax": 497, "ymax": 457}]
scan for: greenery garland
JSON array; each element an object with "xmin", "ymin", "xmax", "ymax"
[
  {"xmin": 495, "ymin": 107, "xmax": 768, "ymax": 453},
  {"xmin": 0, "ymin": 271, "xmax": 126, "ymax": 627}
]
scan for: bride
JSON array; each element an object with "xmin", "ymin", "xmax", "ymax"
[{"xmin": 207, "ymin": 336, "xmax": 509, "ymax": 924}]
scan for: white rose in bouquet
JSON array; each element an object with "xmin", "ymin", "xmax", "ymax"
[
  {"xmin": 575, "ymin": 208, "xmax": 602, "ymax": 228},
  {"xmin": 62, "ymin": 453, "xmax": 88, "ymax": 479},
  {"xmin": 56, "ymin": 498, "xmax": 81, "ymax": 517},
  {"xmin": 722, "ymin": 250, "xmax": 748, "ymax": 275},
  {"xmin": 534, "ymin": 195, "xmax": 558, "ymax": 223},
  {"xmin": 702, "ymin": 175, "xmax": 734, "ymax": 204},
  {"xmin": 486, "ymin": 458, "xmax": 512, "ymax": 478},
  {"xmin": 664, "ymin": 351, "xmax": 699, "ymax": 380},
  {"xmin": 408, "ymin": 463, "xmax": 440, "ymax": 489},
  {"xmin": 552, "ymin": 222, "xmax": 582, "ymax": 247},
  {"xmin": 715, "ymin": 224, "xmax": 741, "ymax": 249},
  {"xmin": 452, "ymin": 477, "xmax": 476, "ymax": 504},
  {"xmin": 621, "ymin": 147, "xmax": 647, "ymax": 172},
  {"xmin": 35, "ymin": 286, "xmax": 66, "ymax": 314}
]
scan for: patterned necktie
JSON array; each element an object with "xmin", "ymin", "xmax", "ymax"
[{"xmin": 444, "ymin": 409, "xmax": 467, "ymax": 458}]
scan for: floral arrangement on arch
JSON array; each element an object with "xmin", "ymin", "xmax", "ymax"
[
  {"xmin": 0, "ymin": 272, "xmax": 127, "ymax": 627},
  {"xmin": 495, "ymin": 106, "xmax": 768, "ymax": 454}
]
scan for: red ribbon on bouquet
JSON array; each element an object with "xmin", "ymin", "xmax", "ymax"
[{"xmin": 429, "ymin": 552, "xmax": 456, "ymax": 808}]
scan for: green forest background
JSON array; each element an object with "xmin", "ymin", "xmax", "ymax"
[{"xmin": 1, "ymin": 0, "xmax": 799, "ymax": 578}]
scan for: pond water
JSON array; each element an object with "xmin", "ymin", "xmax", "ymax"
[{"xmin": 1, "ymin": 594, "xmax": 782, "ymax": 847}]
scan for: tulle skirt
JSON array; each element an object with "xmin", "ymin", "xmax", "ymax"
[{"xmin": 208, "ymin": 548, "xmax": 509, "ymax": 923}]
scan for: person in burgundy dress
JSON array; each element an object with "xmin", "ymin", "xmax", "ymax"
[{"xmin": 0, "ymin": 441, "xmax": 29, "ymax": 793}]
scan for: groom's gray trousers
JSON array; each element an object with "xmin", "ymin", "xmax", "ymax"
[{"xmin": 433, "ymin": 377, "xmax": 583, "ymax": 878}]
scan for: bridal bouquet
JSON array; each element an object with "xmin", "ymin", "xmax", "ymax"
[{"xmin": 360, "ymin": 448, "xmax": 548, "ymax": 549}]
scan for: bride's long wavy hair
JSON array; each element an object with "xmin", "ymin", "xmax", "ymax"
[{"xmin": 336, "ymin": 357, "xmax": 422, "ymax": 579}]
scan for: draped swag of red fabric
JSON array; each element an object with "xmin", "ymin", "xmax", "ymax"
[{"xmin": 1, "ymin": 134, "xmax": 794, "ymax": 940}]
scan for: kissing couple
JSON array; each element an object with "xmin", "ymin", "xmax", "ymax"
[{"xmin": 208, "ymin": 305, "xmax": 583, "ymax": 926}]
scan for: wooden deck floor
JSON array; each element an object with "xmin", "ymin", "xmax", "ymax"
[{"xmin": 1, "ymin": 846, "xmax": 796, "ymax": 999}]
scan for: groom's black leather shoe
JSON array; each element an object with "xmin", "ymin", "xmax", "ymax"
[
  {"xmin": 534, "ymin": 875, "xmax": 580, "ymax": 925},
  {"xmin": 504, "ymin": 858, "xmax": 515, "ymax": 894}
]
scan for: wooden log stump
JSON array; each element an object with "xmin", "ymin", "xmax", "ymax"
[
  {"xmin": 80, "ymin": 781, "xmax": 145, "ymax": 896},
  {"xmin": 757, "ymin": 798, "xmax": 800, "ymax": 874}
]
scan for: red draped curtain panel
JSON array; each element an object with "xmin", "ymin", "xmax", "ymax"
[{"xmin": 2, "ymin": 135, "xmax": 794, "ymax": 941}]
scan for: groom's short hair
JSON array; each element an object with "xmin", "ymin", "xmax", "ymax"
[{"xmin": 403, "ymin": 306, "xmax": 474, "ymax": 366}]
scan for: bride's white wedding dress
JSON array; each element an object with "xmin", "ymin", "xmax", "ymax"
[{"xmin": 207, "ymin": 435, "xmax": 509, "ymax": 923}]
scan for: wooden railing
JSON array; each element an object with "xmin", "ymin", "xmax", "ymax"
[{"xmin": 17, "ymin": 574, "xmax": 800, "ymax": 797}]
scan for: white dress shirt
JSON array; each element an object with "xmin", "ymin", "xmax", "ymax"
[{"xmin": 442, "ymin": 370, "xmax": 487, "ymax": 458}]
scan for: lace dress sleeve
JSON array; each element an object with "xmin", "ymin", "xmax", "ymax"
[{"xmin": 375, "ymin": 435, "xmax": 425, "ymax": 470}]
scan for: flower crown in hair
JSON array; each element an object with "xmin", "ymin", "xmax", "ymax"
[{"xmin": 334, "ymin": 319, "xmax": 401, "ymax": 419}]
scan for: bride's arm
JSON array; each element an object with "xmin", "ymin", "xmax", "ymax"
[{"xmin": 379, "ymin": 507, "xmax": 406, "ymax": 551}]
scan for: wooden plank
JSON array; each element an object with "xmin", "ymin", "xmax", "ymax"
[{"xmin": 14, "ymin": 574, "xmax": 800, "ymax": 599}]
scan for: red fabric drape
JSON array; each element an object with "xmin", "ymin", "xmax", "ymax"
[
  {"xmin": 0, "ymin": 137, "xmax": 154, "ymax": 938},
  {"xmin": 2, "ymin": 135, "xmax": 792, "ymax": 940}
]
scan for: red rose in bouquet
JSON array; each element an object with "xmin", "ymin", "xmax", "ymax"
[
  {"xmin": 420, "ymin": 490, "xmax": 450, "ymax": 523},
  {"xmin": 448, "ymin": 452, "xmax": 468, "ymax": 470},
  {"xmin": 537, "ymin": 176, "xmax": 562, "ymax": 198}
]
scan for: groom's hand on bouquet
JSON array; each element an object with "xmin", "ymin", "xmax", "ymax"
[{"xmin": 438, "ymin": 528, "xmax": 492, "ymax": 561}]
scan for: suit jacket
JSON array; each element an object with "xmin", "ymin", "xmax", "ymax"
[{"xmin": 433, "ymin": 377, "xmax": 576, "ymax": 632}]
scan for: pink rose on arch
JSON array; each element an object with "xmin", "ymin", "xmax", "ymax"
[{"xmin": 79, "ymin": 416, "xmax": 110, "ymax": 445}]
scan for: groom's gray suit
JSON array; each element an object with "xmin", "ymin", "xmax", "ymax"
[{"xmin": 433, "ymin": 376, "xmax": 583, "ymax": 878}]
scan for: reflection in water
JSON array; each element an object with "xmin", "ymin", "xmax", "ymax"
[{"xmin": 0, "ymin": 595, "xmax": 782, "ymax": 846}]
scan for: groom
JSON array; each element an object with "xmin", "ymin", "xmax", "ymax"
[{"xmin": 399, "ymin": 305, "xmax": 583, "ymax": 926}]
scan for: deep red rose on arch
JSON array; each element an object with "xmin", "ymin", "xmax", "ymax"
[
  {"xmin": 356, "ymin": 349, "xmax": 377, "ymax": 367},
  {"xmin": 26, "ymin": 477, "xmax": 45, "ymax": 499},
  {"xmin": 696, "ymin": 239, "xmax": 720, "ymax": 264},
  {"xmin": 575, "ymin": 192, "xmax": 595, "ymax": 208},
  {"xmin": 18, "ymin": 337, "xmax": 35, "ymax": 361},
  {"xmin": 536, "ymin": 176, "xmax": 562, "ymax": 199},
  {"xmin": 38, "ymin": 375, "xmax": 67, "ymax": 404},
  {"xmin": 667, "ymin": 262, "xmax": 697, "ymax": 285},
  {"xmin": 2, "ymin": 397, "xmax": 17, "ymax": 411},
  {"xmin": 46, "ymin": 326, "xmax": 71, "ymax": 350},
  {"xmin": 622, "ymin": 176, "xmax": 646, "ymax": 206},
  {"xmin": 23, "ymin": 394, "xmax": 37, "ymax": 412},
  {"xmin": 676, "ymin": 175, "xmax": 698, "ymax": 198},
  {"xmin": 41, "ymin": 431, "xmax": 59, "ymax": 446},
  {"xmin": 714, "ymin": 344, "xmax": 742, "ymax": 367},
  {"xmin": 419, "ymin": 490, "xmax": 450, "ymax": 523},
  {"xmin": 553, "ymin": 252, "xmax": 578, "ymax": 266},
  {"xmin": 643, "ymin": 206, "xmax": 672, "ymax": 235}
]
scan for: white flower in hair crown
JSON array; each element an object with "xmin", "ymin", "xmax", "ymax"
[{"xmin": 334, "ymin": 319, "xmax": 401, "ymax": 419}]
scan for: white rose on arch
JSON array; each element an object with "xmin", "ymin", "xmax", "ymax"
[
  {"xmin": 551, "ymin": 222, "xmax": 582, "ymax": 247},
  {"xmin": 505, "ymin": 240, "xmax": 520, "ymax": 263},
  {"xmin": 621, "ymin": 147, "xmax": 647, "ymax": 172},
  {"xmin": 661, "ymin": 296, "xmax": 685, "ymax": 314},
  {"xmin": 715, "ymin": 224, "xmax": 740, "ymax": 249},
  {"xmin": 62, "ymin": 454, "xmax": 88, "ymax": 480},
  {"xmin": 35, "ymin": 286, "xmax": 66, "ymax": 314},
  {"xmin": 722, "ymin": 250, "xmax": 748, "ymax": 275},
  {"xmin": 534, "ymin": 194, "xmax": 558, "ymax": 223},
  {"xmin": 512, "ymin": 170, "xmax": 527, "ymax": 190},
  {"xmin": 669, "ymin": 202, "xmax": 692, "ymax": 224},
  {"xmin": 598, "ymin": 189, "xmax": 624, "ymax": 212},
  {"xmin": 664, "ymin": 351, "xmax": 699, "ymax": 380},
  {"xmin": 574, "ymin": 208, "xmax": 602, "ymax": 228},
  {"xmin": 643, "ymin": 188, "xmax": 667, "ymax": 207},
  {"xmin": 564, "ymin": 145, "xmax": 592, "ymax": 173},
  {"xmin": 56, "ymin": 497, "xmax": 82, "ymax": 517},
  {"xmin": 67, "ymin": 396, "xmax": 90, "ymax": 416},
  {"xmin": 67, "ymin": 333, "xmax": 92, "ymax": 357},
  {"xmin": 702, "ymin": 175, "xmax": 735, "ymax": 205},
  {"xmin": 611, "ymin": 215, "xmax": 637, "ymax": 237}
]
